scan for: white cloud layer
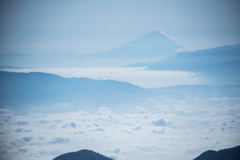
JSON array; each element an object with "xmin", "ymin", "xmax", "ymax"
[
  {"xmin": 0, "ymin": 68, "xmax": 204, "ymax": 88},
  {"xmin": 0, "ymin": 96, "xmax": 239, "ymax": 160}
]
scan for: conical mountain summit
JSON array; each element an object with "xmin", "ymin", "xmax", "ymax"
[
  {"xmin": 98, "ymin": 31, "xmax": 183, "ymax": 58},
  {"xmin": 0, "ymin": 31, "xmax": 183, "ymax": 68}
]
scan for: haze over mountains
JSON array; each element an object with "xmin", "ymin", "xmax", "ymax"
[
  {"xmin": 146, "ymin": 43, "xmax": 240, "ymax": 71},
  {"xmin": 1, "ymin": 40, "xmax": 240, "ymax": 113},
  {"xmin": 125, "ymin": 43, "xmax": 240, "ymax": 86},
  {"xmin": 1, "ymin": 31, "xmax": 240, "ymax": 85},
  {"xmin": 0, "ymin": 30, "xmax": 239, "ymax": 160},
  {"xmin": 147, "ymin": 43, "xmax": 240, "ymax": 85},
  {"xmin": 94, "ymin": 31, "xmax": 182, "ymax": 59},
  {"xmin": 0, "ymin": 71, "xmax": 145, "ymax": 114},
  {"xmin": 0, "ymin": 31, "xmax": 182, "ymax": 68},
  {"xmin": 1, "ymin": 71, "xmax": 240, "ymax": 115},
  {"xmin": 1, "ymin": 0, "xmax": 240, "ymax": 159}
]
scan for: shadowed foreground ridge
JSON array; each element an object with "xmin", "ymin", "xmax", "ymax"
[
  {"xmin": 194, "ymin": 145, "xmax": 240, "ymax": 160},
  {"xmin": 53, "ymin": 149, "xmax": 113, "ymax": 160},
  {"xmin": 53, "ymin": 146, "xmax": 240, "ymax": 160}
]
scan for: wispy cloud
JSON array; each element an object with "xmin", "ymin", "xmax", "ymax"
[
  {"xmin": 158, "ymin": 30, "xmax": 194, "ymax": 52},
  {"xmin": 158, "ymin": 30, "xmax": 176, "ymax": 41}
]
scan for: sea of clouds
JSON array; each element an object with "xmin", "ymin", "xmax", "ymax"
[
  {"xmin": 0, "ymin": 67, "xmax": 204, "ymax": 88},
  {"xmin": 0, "ymin": 96, "xmax": 239, "ymax": 160},
  {"xmin": 0, "ymin": 67, "xmax": 239, "ymax": 160}
]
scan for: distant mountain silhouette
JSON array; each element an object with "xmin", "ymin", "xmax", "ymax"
[
  {"xmin": 147, "ymin": 43, "xmax": 240, "ymax": 71},
  {"xmin": 53, "ymin": 149, "xmax": 113, "ymax": 160},
  {"xmin": 95, "ymin": 31, "xmax": 182, "ymax": 58},
  {"xmin": 141, "ymin": 43, "xmax": 240, "ymax": 85},
  {"xmin": 0, "ymin": 31, "xmax": 182, "ymax": 68},
  {"xmin": 0, "ymin": 65, "xmax": 34, "ymax": 69},
  {"xmin": 194, "ymin": 145, "xmax": 240, "ymax": 160},
  {"xmin": 0, "ymin": 71, "xmax": 146, "ymax": 114},
  {"xmin": 1, "ymin": 71, "xmax": 240, "ymax": 114}
]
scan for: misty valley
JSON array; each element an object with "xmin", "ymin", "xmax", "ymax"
[{"xmin": 0, "ymin": 31, "xmax": 240, "ymax": 160}]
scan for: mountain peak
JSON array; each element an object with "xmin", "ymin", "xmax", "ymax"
[
  {"xmin": 131, "ymin": 30, "xmax": 180, "ymax": 46},
  {"xmin": 137, "ymin": 31, "xmax": 169, "ymax": 40},
  {"xmin": 145, "ymin": 31, "xmax": 164, "ymax": 36},
  {"xmin": 99, "ymin": 31, "xmax": 182, "ymax": 58}
]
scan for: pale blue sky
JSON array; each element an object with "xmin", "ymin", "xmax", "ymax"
[{"xmin": 0, "ymin": 0, "xmax": 240, "ymax": 54}]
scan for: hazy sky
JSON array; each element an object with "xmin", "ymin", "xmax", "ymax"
[{"xmin": 0, "ymin": 0, "xmax": 240, "ymax": 54}]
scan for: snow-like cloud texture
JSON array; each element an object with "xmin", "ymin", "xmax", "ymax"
[
  {"xmin": 0, "ymin": 68, "xmax": 203, "ymax": 88},
  {"xmin": 0, "ymin": 96, "xmax": 239, "ymax": 160}
]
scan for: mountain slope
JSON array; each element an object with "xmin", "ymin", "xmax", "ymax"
[
  {"xmin": 1, "ymin": 71, "xmax": 240, "ymax": 114},
  {"xmin": 147, "ymin": 43, "xmax": 240, "ymax": 71},
  {"xmin": 0, "ymin": 71, "xmax": 147, "ymax": 114},
  {"xmin": 53, "ymin": 150, "xmax": 113, "ymax": 160},
  {"xmin": 194, "ymin": 145, "xmax": 240, "ymax": 160},
  {"xmin": 96, "ymin": 31, "xmax": 182, "ymax": 58},
  {"xmin": 145, "ymin": 43, "xmax": 240, "ymax": 85},
  {"xmin": 0, "ymin": 31, "xmax": 182, "ymax": 68},
  {"xmin": 53, "ymin": 146, "xmax": 240, "ymax": 160}
]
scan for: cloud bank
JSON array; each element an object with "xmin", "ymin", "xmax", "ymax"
[
  {"xmin": 0, "ymin": 96, "xmax": 239, "ymax": 160},
  {"xmin": 0, "ymin": 68, "xmax": 203, "ymax": 88}
]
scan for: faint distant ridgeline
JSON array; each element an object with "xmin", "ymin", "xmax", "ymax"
[
  {"xmin": 53, "ymin": 149, "xmax": 113, "ymax": 160},
  {"xmin": 0, "ymin": 31, "xmax": 182, "ymax": 68},
  {"xmin": 194, "ymin": 145, "xmax": 240, "ymax": 160}
]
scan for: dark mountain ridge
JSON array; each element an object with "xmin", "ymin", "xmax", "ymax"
[
  {"xmin": 194, "ymin": 145, "xmax": 240, "ymax": 160},
  {"xmin": 53, "ymin": 149, "xmax": 113, "ymax": 160},
  {"xmin": 53, "ymin": 145, "xmax": 240, "ymax": 160}
]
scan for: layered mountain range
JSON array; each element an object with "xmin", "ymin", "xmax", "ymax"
[
  {"xmin": 126, "ymin": 43, "xmax": 240, "ymax": 85},
  {"xmin": 146, "ymin": 43, "xmax": 240, "ymax": 72},
  {"xmin": 0, "ymin": 31, "xmax": 182, "ymax": 68},
  {"xmin": 1, "ymin": 71, "xmax": 240, "ymax": 114}
]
